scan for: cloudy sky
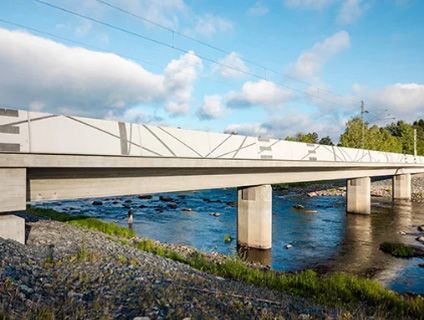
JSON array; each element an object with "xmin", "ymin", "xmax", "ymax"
[{"xmin": 0, "ymin": 0, "xmax": 423, "ymax": 141}]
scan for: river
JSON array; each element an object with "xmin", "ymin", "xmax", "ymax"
[{"xmin": 33, "ymin": 188, "xmax": 424, "ymax": 294}]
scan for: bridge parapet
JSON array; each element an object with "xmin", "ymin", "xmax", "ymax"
[{"xmin": 1, "ymin": 107, "xmax": 423, "ymax": 164}]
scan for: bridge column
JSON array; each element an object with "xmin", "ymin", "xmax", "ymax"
[
  {"xmin": 237, "ymin": 184, "xmax": 272, "ymax": 250},
  {"xmin": 346, "ymin": 177, "xmax": 370, "ymax": 215},
  {"xmin": 392, "ymin": 174, "xmax": 411, "ymax": 200},
  {"xmin": 0, "ymin": 169, "xmax": 26, "ymax": 244}
]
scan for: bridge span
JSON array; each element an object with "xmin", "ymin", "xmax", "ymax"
[{"xmin": 1, "ymin": 107, "xmax": 424, "ymax": 246}]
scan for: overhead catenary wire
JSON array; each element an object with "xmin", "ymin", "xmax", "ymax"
[
  {"xmin": 29, "ymin": 0, "xmax": 357, "ymax": 108},
  {"xmin": 94, "ymin": 0, "xmax": 347, "ymax": 99}
]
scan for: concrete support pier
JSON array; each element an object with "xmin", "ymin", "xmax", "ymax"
[
  {"xmin": 346, "ymin": 177, "xmax": 371, "ymax": 214},
  {"xmin": 237, "ymin": 184, "xmax": 272, "ymax": 250},
  {"xmin": 0, "ymin": 215, "xmax": 25, "ymax": 244},
  {"xmin": 392, "ymin": 174, "xmax": 411, "ymax": 200},
  {"xmin": 0, "ymin": 168, "xmax": 27, "ymax": 244}
]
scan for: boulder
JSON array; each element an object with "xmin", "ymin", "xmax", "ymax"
[
  {"xmin": 167, "ymin": 202, "xmax": 178, "ymax": 209},
  {"xmin": 292, "ymin": 204, "xmax": 304, "ymax": 210},
  {"xmin": 92, "ymin": 200, "xmax": 103, "ymax": 206},
  {"xmin": 209, "ymin": 212, "xmax": 221, "ymax": 217},
  {"xmin": 416, "ymin": 236, "xmax": 424, "ymax": 244},
  {"xmin": 159, "ymin": 196, "xmax": 173, "ymax": 202},
  {"xmin": 418, "ymin": 225, "xmax": 424, "ymax": 232},
  {"xmin": 285, "ymin": 244, "xmax": 293, "ymax": 249},
  {"xmin": 138, "ymin": 195, "xmax": 152, "ymax": 200},
  {"xmin": 181, "ymin": 208, "xmax": 192, "ymax": 212}
]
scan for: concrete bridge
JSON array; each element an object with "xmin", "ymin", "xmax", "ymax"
[{"xmin": 1, "ymin": 107, "xmax": 424, "ymax": 247}]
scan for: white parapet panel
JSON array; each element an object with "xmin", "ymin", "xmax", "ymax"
[{"xmin": 1, "ymin": 107, "xmax": 424, "ymax": 164}]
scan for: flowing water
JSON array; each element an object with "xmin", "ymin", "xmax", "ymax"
[{"xmin": 34, "ymin": 189, "xmax": 424, "ymax": 294}]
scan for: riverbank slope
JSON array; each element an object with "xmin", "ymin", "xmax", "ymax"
[{"xmin": 1, "ymin": 209, "xmax": 423, "ymax": 319}]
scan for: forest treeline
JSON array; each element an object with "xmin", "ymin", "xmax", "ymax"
[{"xmin": 286, "ymin": 118, "xmax": 424, "ymax": 156}]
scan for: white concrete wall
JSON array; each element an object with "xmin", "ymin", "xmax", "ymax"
[{"xmin": 1, "ymin": 108, "xmax": 423, "ymax": 164}]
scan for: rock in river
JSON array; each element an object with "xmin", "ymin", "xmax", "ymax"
[
  {"xmin": 159, "ymin": 196, "xmax": 173, "ymax": 202},
  {"xmin": 167, "ymin": 202, "xmax": 178, "ymax": 209},
  {"xmin": 138, "ymin": 195, "xmax": 152, "ymax": 200},
  {"xmin": 292, "ymin": 204, "xmax": 304, "ymax": 210},
  {"xmin": 209, "ymin": 212, "xmax": 221, "ymax": 217},
  {"xmin": 92, "ymin": 200, "xmax": 103, "ymax": 206}
]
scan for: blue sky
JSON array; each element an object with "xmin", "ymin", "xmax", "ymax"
[{"xmin": 0, "ymin": 0, "xmax": 423, "ymax": 141}]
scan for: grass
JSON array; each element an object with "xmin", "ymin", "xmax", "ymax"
[
  {"xmin": 380, "ymin": 242, "xmax": 415, "ymax": 258},
  {"xmin": 26, "ymin": 207, "xmax": 424, "ymax": 319},
  {"xmin": 27, "ymin": 206, "xmax": 135, "ymax": 238}
]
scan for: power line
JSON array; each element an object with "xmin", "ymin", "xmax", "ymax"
[
  {"xmin": 94, "ymin": 0, "xmax": 351, "ymax": 101},
  {"xmin": 30, "ymin": 0, "xmax": 357, "ymax": 108}
]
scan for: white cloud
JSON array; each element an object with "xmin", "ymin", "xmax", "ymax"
[
  {"xmin": 337, "ymin": 0, "xmax": 365, "ymax": 24},
  {"xmin": 197, "ymin": 95, "xmax": 225, "ymax": 120},
  {"xmin": 224, "ymin": 123, "xmax": 268, "ymax": 137},
  {"xmin": 213, "ymin": 52, "xmax": 248, "ymax": 79},
  {"xmin": 0, "ymin": 28, "xmax": 201, "ymax": 117},
  {"xmin": 288, "ymin": 31, "xmax": 350, "ymax": 80},
  {"xmin": 249, "ymin": 1, "xmax": 270, "ymax": 16},
  {"xmin": 367, "ymin": 83, "xmax": 424, "ymax": 120},
  {"xmin": 226, "ymin": 80, "xmax": 295, "ymax": 109},
  {"xmin": 164, "ymin": 51, "xmax": 202, "ymax": 115},
  {"xmin": 194, "ymin": 14, "xmax": 233, "ymax": 36},
  {"xmin": 284, "ymin": 0, "xmax": 335, "ymax": 9}
]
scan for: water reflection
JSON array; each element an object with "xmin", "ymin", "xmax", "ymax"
[
  {"xmin": 238, "ymin": 245, "xmax": 272, "ymax": 267},
  {"xmin": 34, "ymin": 190, "xmax": 424, "ymax": 294}
]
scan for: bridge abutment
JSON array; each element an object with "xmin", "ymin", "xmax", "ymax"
[
  {"xmin": 392, "ymin": 174, "xmax": 411, "ymax": 200},
  {"xmin": 237, "ymin": 184, "xmax": 272, "ymax": 250},
  {"xmin": 0, "ymin": 169, "xmax": 26, "ymax": 244},
  {"xmin": 346, "ymin": 177, "xmax": 371, "ymax": 214}
]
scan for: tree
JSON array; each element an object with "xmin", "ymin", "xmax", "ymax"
[
  {"xmin": 319, "ymin": 136, "xmax": 334, "ymax": 146},
  {"xmin": 339, "ymin": 117, "xmax": 365, "ymax": 149},
  {"xmin": 286, "ymin": 132, "xmax": 319, "ymax": 144},
  {"xmin": 385, "ymin": 121, "xmax": 414, "ymax": 154},
  {"xmin": 340, "ymin": 117, "xmax": 402, "ymax": 152}
]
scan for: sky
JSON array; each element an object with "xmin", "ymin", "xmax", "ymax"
[{"xmin": 0, "ymin": 0, "xmax": 423, "ymax": 141}]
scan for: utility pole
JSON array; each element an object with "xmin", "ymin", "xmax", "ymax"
[
  {"xmin": 360, "ymin": 101, "xmax": 368, "ymax": 149},
  {"xmin": 414, "ymin": 128, "xmax": 417, "ymax": 157}
]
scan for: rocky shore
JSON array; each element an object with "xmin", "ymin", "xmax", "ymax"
[
  {"xmin": 281, "ymin": 174, "xmax": 424, "ymax": 201},
  {"xmin": 0, "ymin": 214, "xmax": 339, "ymax": 320}
]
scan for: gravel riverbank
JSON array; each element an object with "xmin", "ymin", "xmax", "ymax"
[
  {"xmin": 282, "ymin": 175, "xmax": 424, "ymax": 201},
  {"xmin": 0, "ymin": 215, "xmax": 340, "ymax": 320}
]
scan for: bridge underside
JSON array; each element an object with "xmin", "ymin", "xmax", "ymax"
[
  {"xmin": 1, "ymin": 153, "xmax": 424, "ymax": 203},
  {"xmin": 1, "ymin": 153, "xmax": 424, "ymax": 246}
]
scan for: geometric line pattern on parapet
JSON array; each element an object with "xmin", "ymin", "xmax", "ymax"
[
  {"xmin": 4, "ymin": 114, "xmax": 58, "ymax": 127},
  {"xmin": 0, "ymin": 108, "xmax": 21, "ymax": 152},
  {"xmin": 216, "ymin": 141, "xmax": 256, "ymax": 159},
  {"xmin": 157, "ymin": 126, "xmax": 203, "ymax": 158},
  {"xmin": 205, "ymin": 134, "xmax": 233, "ymax": 158},
  {"xmin": 142, "ymin": 125, "xmax": 176, "ymax": 157},
  {"xmin": 232, "ymin": 136, "xmax": 248, "ymax": 159},
  {"xmin": 66, "ymin": 116, "xmax": 163, "ymax": 157}
]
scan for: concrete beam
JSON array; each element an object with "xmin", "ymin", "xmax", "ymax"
[
  {"xmin": 346, "ymin": 177, "xmax": 371, "ymax": 215},
  {"xmin": 0, "ymin": 215, "xmax": 25, "ymax": 244},
  {"xmin": 237, "ymin": 185, "xmax": 272, "ymax": 250},
  {"xmin": 393, "ymin": 174, "xmax": 411, "ymax": 200}
]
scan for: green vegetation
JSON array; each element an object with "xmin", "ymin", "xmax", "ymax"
[
  {"xmin": 288, "ymin": 117, "xmax": 424, "ymax": 156},
  {"xmin": 223, "ymin": 234, "xmax": 233, "ymax": 243},
  {"xmin": 27, "ymin": 207, "xmax": 424, "ymax": 319},
  {"xmin": 380, "ymin": 242, "xmax": 415, "ymax": 258},
  {"xmin": 27, "ymin": 206, "xmax": 135, "ymax": 238}
]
